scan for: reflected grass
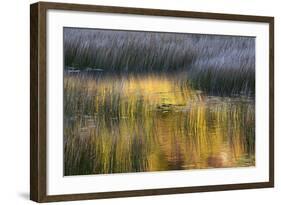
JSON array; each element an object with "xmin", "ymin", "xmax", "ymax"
[{"xmin": 64, "ymin": 74, "xmax": 255, "ymax": 175}]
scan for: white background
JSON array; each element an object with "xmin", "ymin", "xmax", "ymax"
[{"xmin": 0, "ymin": 0, "xmax": 279, "ymax": 204}]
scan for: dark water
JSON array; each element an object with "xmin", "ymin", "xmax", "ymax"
[{"xmin": 64, "ymin": 74, "xmax": 255, "ymax": 175}]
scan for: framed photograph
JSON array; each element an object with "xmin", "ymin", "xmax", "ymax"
[{"xmin": 30, "ymin": 1, "xmax": 274, "ymax": 202}]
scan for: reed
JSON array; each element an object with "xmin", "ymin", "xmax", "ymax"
[
  {"xmin": 63, "ymin": 28, "xmax": 256, "ymax": 175},
  {"xmin": 64, "ymin": 28, "xmax": 255, "ymax": 96}
]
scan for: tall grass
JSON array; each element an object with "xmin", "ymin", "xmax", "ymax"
[
  {"xmin": 63, "ymin": 28, "xmax": 256, "ymax": 175},
  {"xmin": 64, "ymin": 28, "xmax": 255, "ymax": 95}
]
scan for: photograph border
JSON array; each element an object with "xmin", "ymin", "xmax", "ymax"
[{"xmin": 30, "ymin": 1, "xmax": 274, "ymax": 202}]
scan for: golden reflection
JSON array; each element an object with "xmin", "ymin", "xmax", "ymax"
[{"xmin": 64, "ymin": 74, "xmax": 255, "ymax": 175}]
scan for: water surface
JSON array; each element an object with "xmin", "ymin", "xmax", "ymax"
[{"xmin": 64, "ymin": 74, "xmax": 255, "ymax": 175}]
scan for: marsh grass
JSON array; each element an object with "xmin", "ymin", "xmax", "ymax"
[
  {"xmin": 64, "ymin": 28, "xmax": 255, "ymax": 96},
  {"xmin": 63, "ymin": 28, "xmax": 256, "ymax": 175}
]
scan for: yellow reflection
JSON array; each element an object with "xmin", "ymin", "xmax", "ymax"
[{"xmin": 64, "ymin": 74, "xmax": 255, "ymax": 175}]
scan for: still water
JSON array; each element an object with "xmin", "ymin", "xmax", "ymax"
[{"xmin": 64, "ymin": 74, "xmax": 255, "ymax": 175}]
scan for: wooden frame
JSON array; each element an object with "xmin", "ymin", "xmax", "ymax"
[{"xmin": 30, "ymin": 1, "xmax": 274, "ymax": 202}]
